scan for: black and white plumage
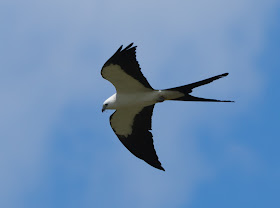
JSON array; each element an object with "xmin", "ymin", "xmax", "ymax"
[{"xmin": 101, "ymin": 43, "xmax": 232, "ymax": 171}]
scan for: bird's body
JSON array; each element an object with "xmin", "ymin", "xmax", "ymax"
[
  {"xmin": 104, "ymin": 90, "xmax": 184, "ymax": 110},
  {"xmin": 101, "ymin": 43, "xmax": 232, "ymax": 171}
]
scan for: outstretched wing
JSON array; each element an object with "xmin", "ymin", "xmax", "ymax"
[
  {"xmin": 101, "ymin": 43, "xmax": 153, "ymax": 93},
  {"xmin": 109, "ymin": 104, "xmax": 164, "ymax": 171}
]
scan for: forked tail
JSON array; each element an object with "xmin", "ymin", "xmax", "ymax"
[{"xmin": 164, "ymin": 73, "xmax": 233, "ymax": 102}]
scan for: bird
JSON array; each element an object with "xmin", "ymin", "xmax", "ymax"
[{"xmin": 101, "ymin": 43, "xmax": 233, "ymax": 171}]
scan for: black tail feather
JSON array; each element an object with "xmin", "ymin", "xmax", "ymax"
[
  {"xmin": 173, "ymin": 94, "xmax": 234, "ymax": 102},
  {"xmin": 167, "ymin": 73, "xmax": 229, "ymax": 94},
  {"xmin": 166, "ymin": 73, "xmax": 233, "ymax": 102}
]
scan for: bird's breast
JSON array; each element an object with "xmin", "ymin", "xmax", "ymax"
[{"xmin": 115, "ymin": 91, "xmax": 159, "ymax": 109}]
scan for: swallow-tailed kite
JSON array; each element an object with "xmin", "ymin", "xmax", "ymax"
[{"xmin": 101, "ymin": 43, "xmax": 232, "ymax": 171}]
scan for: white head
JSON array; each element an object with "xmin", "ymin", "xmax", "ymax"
[{"xmin": 102, "ymin": 93, "xmax": 116, "ymax": 112}]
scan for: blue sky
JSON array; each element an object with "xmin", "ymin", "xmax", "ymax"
[{"xmin": 1, "ymin": 0, "xmax": 280, "ymax": 207}]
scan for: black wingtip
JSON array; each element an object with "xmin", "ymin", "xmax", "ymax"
[
  {"xmin": 117, "ymin": 45, "xmax": 123, "ymax": 52},
  {"xmin": 123, "ymin": 42, "xmax": 134, "ymax": 51},
  {"xmin": 152, "ymin": 165, "xmax": 165, "ymax": 171},
  {"xmin": 112, "ymin": 43, "xmax": 136, "ymax": 57},
  {"xmin": 159, "ymin": 166, "xmax": 165, "ymax": 171},
  {"xmin": 145, "ymin": 159, "xmax": 165, "ymax": 171},
  {"xmin": 151, "ymin": 163, "xmax": 165, "ymax": 171}
]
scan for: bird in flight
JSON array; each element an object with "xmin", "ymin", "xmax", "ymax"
[{"xmin": 101, "ymin": 43, "xmax": 232, "ymax": 171}]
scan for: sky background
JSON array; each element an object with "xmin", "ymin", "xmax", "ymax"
[{"xmin": 1, "ymin": 0, "xmax": 280, "ymax": 207}]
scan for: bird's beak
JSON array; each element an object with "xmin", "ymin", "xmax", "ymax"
[{"xmin": 102, "ymin": 106, "xmax": 106, "ymax": 113}]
